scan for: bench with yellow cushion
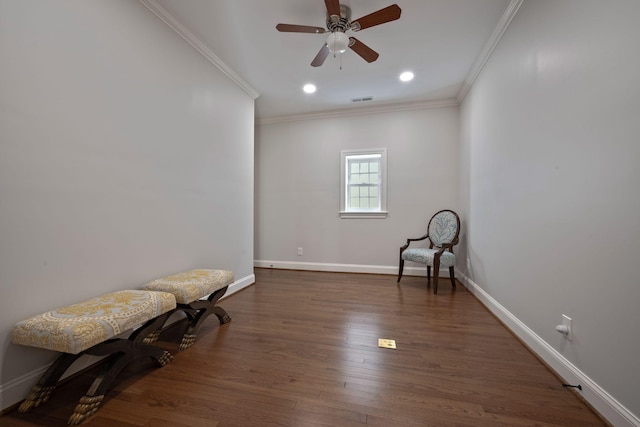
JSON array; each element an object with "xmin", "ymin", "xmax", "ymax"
[
  {"xmin": 142, "ymin": 269, "xmax": 233, "ymax": 350},
  {"xmin": 12, "ymin": 290, "xmax": 176, "ymax": 425}
]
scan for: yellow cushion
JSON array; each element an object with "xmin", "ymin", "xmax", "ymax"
[
  {"xmin": 142, "ymin": 269, "xmax": 234, "ymax": 304},
  {"xmin": 12, "ymin": 290, "xmax": 176, "ymax": 354}
]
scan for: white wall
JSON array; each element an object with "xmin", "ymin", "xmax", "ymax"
[
  {"xmin": 255, "ymin": 106, "xmax": 459, "ymax": 274},
  {"xmin": 459, "ymin": 0, "xmax": 640, "ymax": 423},
  {"xmin": 0, "ymin": 1, "xmax": 255, "ymax": 410}
]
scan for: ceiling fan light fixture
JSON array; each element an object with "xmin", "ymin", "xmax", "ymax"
[{"xmin": 326, "ymin": 31, "xmax": 349, "ymax": 54}]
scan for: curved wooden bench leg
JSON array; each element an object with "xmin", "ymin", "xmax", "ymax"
[
  {"xmin": 18, "ymin": 353, "xmax": 83, "ymax": 413},
  {"xmin": 68, "ymin": 352, "xmax": 127, "ymax": 425},
  {"xmin": 67, "ymin": 315, "xmax": 174, "ymax": 424},
  {"xmin": 69, "ymin": 339, "xmax": 173, "ymax": 424},
  {"xmin": 213, "ymin": 306, "xmax": 232, "ymax": 325},
  {"xmin": 178, "ymin": 286, "xmax": 231, "ymax": 350},
  {"xmin": 138, "ymin": 311, "xmax": 172, "ymax": 344}
]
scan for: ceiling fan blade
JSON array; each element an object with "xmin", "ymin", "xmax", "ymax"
[
  {"xmin": 349, "ymin": 37, "xmax": 379, "ymax": 63},
  {"xmin": 351, "ymin": 4, "xmax": 401, "ymax": 31},
  {"xmin": 325, "ymin": 0, "xmax": 341, "ymax": 18},
  {"xmin": 311, "ymin": 44, "xmax": 330, "ymax": 67},
  {"xmin": 276, "ymin": 23, "xmax": 326, "ymax": 34}
]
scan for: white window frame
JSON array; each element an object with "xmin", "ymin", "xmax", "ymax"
[{"xmin": 339, "ymin": 148, "xmax": 388, "ymax": 219}]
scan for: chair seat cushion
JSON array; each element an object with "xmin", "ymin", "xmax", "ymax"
[
  {"xmin": 142, "ymin": 269, "xmax": 234, "ymax": 304},
  {"xmin": 401, "ymin": 248, "xmax": 456, "ymax": 268},
  {"xmin": 11, "ymin": 290, "xmax": 176, "ymax": 354}
]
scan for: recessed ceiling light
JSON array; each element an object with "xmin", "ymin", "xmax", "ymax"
[
  {"xmin": 303, "ymin": 83, "xmax": 317, "ymax": 94},
  {"xmin": 399, "ymin": 71, "xmax": 414, "ymax": 82}
]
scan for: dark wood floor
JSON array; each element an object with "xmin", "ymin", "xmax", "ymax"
[{"xmin": 3, "ymin": 268, "xmax": 606, "ymax": 426}]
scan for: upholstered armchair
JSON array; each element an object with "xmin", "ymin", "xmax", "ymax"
[{"xmin": 397, "ymin": 209, "xmax": 461, "ymax": 294}]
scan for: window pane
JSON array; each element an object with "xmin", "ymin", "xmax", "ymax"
[{"xmin": 341, "ymin": 150, "xmax": 386, "ymax": 214}]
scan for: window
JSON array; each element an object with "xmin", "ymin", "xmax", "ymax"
[{"xmin": 340, "ymin": 148, "xmax": 387, "ymax": 218}]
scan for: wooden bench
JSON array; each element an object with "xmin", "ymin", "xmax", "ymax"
[
  {"xmin": 11, "ymin": 290, "xmax": 176, "ymax": 425},
  {"xmin": 142, "ymin": 269, "xmax": 233, "ymax": 350}
]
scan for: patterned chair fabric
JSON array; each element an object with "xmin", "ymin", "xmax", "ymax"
[
  {"xmin": 427, "ymin": 210, "xmax": 459, "ymax": 247},
  {"xmin": 401, "ymin": 248, "xmax": 456, "ymax": 267},
  {"xmin": 11, "ymin": 290, "xmax": 176, "ymax": 354},
  {"xmin": 398, "ymin": 209, "xmax": 461, "ymax": 294},
  {"xmin": 142, "ymin": 269, "xmax": 234, "ymax": 304}
]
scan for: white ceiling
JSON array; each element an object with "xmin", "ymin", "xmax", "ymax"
[{"xmin": 146, "ymin": 0, "xmax": 514, "ymax": 121}]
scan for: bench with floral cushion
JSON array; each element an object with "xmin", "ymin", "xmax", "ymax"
[
  {"xmin": 142, "ymin": 269, "xmax": 233, "ymax": 350},
  {"xmin": 11, "ymin": 290, "xmax": 176, "ymax": 425}
]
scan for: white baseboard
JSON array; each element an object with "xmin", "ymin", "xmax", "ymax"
[
  {"xmin": 458, "ymin": 271, "xmax": 639, "ymax": 427},
  {"xmin": 0, "ymin": 365, "xmax": 48, "ymax": 412},
  {"xmin": 0, "ymin": 274, "xmax": 256, "ymax": 412},
  {"xmin": 254, "ymin": 260, "xmax": 451, "ymax": 277},
  {"xmin": 223, "ymin": 273, "xmax": 255, "ymax": 298}
]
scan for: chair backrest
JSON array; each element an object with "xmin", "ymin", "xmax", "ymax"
[{"xmin": 428, "ymin": 209, "xmax": 460, "ymax": 248}]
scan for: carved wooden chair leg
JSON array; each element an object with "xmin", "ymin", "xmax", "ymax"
[
  {"xmin": 449, "ymin": 266, "xmax": 456, "ymax": 290},
  {"xmin": 433, "ymin": 257, "xmax": 441, "ymax": 294},
  {"xmin": 18, "ymin": 353, "xmax": 83, "ymax": 413},
  {"xmin": 397, "ymin": 251, "xmax": 405, "ymax": 283}
]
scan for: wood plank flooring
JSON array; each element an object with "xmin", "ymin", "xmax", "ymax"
[{"xmin": 2, "ymin": 268, "xmax": 607, "ymax": 426}]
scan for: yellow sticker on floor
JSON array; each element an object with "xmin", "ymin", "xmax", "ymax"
[{"xmin": 378, "ymin": 338, "xmax": 396, "ymax": 349}]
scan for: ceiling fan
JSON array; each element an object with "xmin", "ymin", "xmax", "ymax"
[{"xmin": 276, "ymin": 0, "xmax": 402, "ymax": 67}]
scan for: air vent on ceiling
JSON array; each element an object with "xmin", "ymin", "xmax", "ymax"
[{"xmin": 351, "ymin": 96, "xmax": 374, "ymax": 103}]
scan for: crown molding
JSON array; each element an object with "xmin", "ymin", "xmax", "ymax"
[
  {"xmin": 256, "ymin": 98, "xmax": 459, "ymax": 125},
  {"xmin": 456, "ymin": 0, "xmax": 524, "ymax": 103},
  {"xmin": 138, "ymin": 0, "xmax": 260, "ymax": 100}
]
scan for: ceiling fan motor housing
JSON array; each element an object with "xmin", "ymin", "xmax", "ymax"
[{"xmin": 326, "ymin": 5, "xmax": 351, "ymax": 32}]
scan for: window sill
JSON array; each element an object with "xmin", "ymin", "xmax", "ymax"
[{"xmin": 339, "ymin": 211, "xmax": 388, "ymax": 219}]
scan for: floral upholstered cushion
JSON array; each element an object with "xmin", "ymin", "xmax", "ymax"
[
  {"xmin": 401, "ymin": 248, "xmax": 456, "ymax": 268},
  {"xmin": 142, "ymin": 269, "xmax": 234, "ymax": 304},
  {"xmin": 11, "ymin": 290, "xmax": 176, "ymax": 354},
  {"xmin": 428, "ymin": 211, "xmax": 459, "ymax": 247}
]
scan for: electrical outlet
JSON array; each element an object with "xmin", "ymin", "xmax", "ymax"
[
  {"xmin": 297, "ymin": 247, "xmax": 303, "ymax": 256},
  {"xmin": 562, "ymin": 314, "xmax": 573, "ymax": 341},
  {"xmin": 466, "ymin": 258, "xmax": 471, "ymax": 270}
]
